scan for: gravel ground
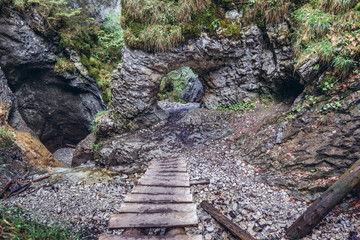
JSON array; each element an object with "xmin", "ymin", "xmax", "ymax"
[{"xmin": 4, "ymin": 101, "xmax": 360, "ymax": 240}]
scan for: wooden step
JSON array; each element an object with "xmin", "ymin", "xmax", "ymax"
[
  {"xmin": 138, "ymin": 178, "xmax": 190, "ymax": 187},
  {"xmin": 149, "ymin": 162, "xmax": 187, "ymax": 167},
  {"xmin": 118, "ymin": 203, "xmax": 196, "ymax": 213},
  {"xmin": 140, "ymin": 176, "xmax": 189, "ymax": 182},
  {"xmin": 131, "ymin": 186, "xmax": 190, "ymax": 195},
  {"xmin": 146, "ymin": 169, "xmax": 188, "ymax": 173},
  {"xmin": 150, "ymin": 159, "xmax": 183, "ymax": 164},
  {"xmin": 148, "ymin": 165, "xmax": 187, "ymax": 170},
  {"xmin": 124, "ymin": 193, "xmax": 193, "ymax": 203},
  {"xmin": 99, "ymin": 234, "xmax": 202, "ymax": 240},
  {"xmin": 109, "ymin": 211, "xmax": 198, "ymax": 229},
  {"xmin": 143, "ymin": 172, "xmax": 189, "ymax": 178}
]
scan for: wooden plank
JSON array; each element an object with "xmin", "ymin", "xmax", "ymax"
[
  {"xmin": 140, "ymin": 176, "xmax": 189, "ymax": 182},
  {"xmin": 138, "ymin": 178, "xmax": 190, "ymax": 187},
  {"xmin": 146, "ymin": 169, "xmax": 188, "ymax": 173},
  {"xmin": 124, "ymin": 193, "xmax": 193, "ymax": 203},
  {"xmin": 131, "ymin": 186, "xmax": 190, "ymax": 195},
  {"xmin": 152, "ymin": 159, "xmax": 183, "ymax": 164},
  {"xmin": 109, "ymin": 211, "xmax": 198, "ymax": 229},
  {"xmin": 147, "ymin": 166, "xmax": 187, "ymax": 171},
  {"xmin": 118, "ymin": 203, "xmax": 196, "ymax": 213},
  {"xmin": 99, "ymin": 234, "xmax": 202, "ymax": 240},
  {"xmin": 144, "ymin": 172, "xmax": 189, "ymax": 178},
  {"xmin": 149, "ymin": 165, "xmax": 187, "ymax": 169},
  {"xmin": 150, "ymin": 162, "xmax": 185, "ymax": 166}
]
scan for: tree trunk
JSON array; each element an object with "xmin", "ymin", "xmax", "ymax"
[{"xmin": 286, "ymin": 158, "xmax": 360, "ymax": 239}]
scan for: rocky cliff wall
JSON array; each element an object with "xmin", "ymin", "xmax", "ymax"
[
  {"xmin": 99, "ymin": 23, "xmax": 302, "ymax": 137},
  {"xmin": 0, "ymin": 7, "xmax": 105, "ymax": 152}
]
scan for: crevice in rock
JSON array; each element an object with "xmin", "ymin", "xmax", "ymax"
[{"xmin": 275, "ymin": 72, "xmax": 304, "ymax": 100}]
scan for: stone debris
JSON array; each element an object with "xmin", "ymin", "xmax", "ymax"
[{"xmin": 5, "ymin": 102, "xmax": 359, "ymax": 239}]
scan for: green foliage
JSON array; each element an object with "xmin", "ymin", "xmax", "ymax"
[
  {"xmin": 90, "ymin": 110, "xmax": 109, "ymax": 135},
  {"xmin": 0, "ymin": 203, "xmax": 81, "ymax": 239},
  {"xmin": 121, "ymin": 0, "xmax": 244, "ymax": 51},
  {"xmin": 243, "ymin": 0, "xmax": 291, "ymax": 25},
  {"xmin": 0, "ymin": 128, "xmax": 13, "ymax": 148},
  {"xmin": 158, "ymin": 67, "xmax": 196, "ymax": 103},
  {"xmin": 332, "ymin": 55, "xmax": 354, "ymax": 78},
  {"xmin": 55, "ymin": 57, "xmax": 75, "ymax": 73},
  {"xmin": 217, "ymin": 101, "xmax": 256, "ymax": 112},
  {"xmin": 293, "ymin": 1, "xmax": 360, "ymax": 80},
  {"xmin": 121, "ymin": 0, "xmax": 212, "ymax": 51}
]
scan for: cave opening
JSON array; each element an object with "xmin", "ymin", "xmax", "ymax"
[
  {"xmin": 274, "ymin": 75, "xmax": 305, "ymax": 101},
  {"xmin": 5, "ymin": 66, "xmax": 104, "ymax": 153},
  {"xmin": 157, "ymin": 67, "xmax": 204, "ymax": 118}
]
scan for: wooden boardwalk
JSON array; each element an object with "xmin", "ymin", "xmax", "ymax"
[{"xmin": 99, "ymin": 157, "xmax": 201, "ymax": 240}]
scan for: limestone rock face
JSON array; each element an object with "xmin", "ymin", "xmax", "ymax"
[
  {"xmin": 1, "ymin": 67, "xmax": 66, "ymax": 168},
  {"xmin": 0, "ymin": 8, "xmax": 105, "ymax": 152},
  {"xmin": 71, "ymin": 134, "xmax": 96, "ymax": 167},
  {"xmin": 105, "ymin": 24, "xmax": 299, "ymax": 136},
  {"xmin": 180, "ymin": 76, "xmax": 204, "ymax": 103}
]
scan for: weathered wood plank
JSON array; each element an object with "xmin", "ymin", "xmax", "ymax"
[
  {"xmin": 124, "ymin": 193, "xmax": 193, "ymax": 203},
  {"xmin": 109, "ymin": 211, "xmax": 198, "ymax": 229},
  {"xmin": 131, "ymin": 186, "xmax": 190, "ymax": 195},
  {"xmin": 149, "ymin": 163, "xmax": 187, "ymax": 168},
  {"xmin": 151, "ymin": 159, "xmax": 184, "ymax": 164},
  {"xmin": 150, "ymin": 162, "xmax": 185, "ymax": 167},
  {"xmin": 146, "ymin": 169, "xmax": 188, "ymax": 173},
  {"xmin": 99, "ymin": 234, "xmax": 202, "ymax": 240},
  {"xmin": 144, "ymin": 172, "xmax": 189, "ymax": 178},
  {"xmin": 140, "ymin": 176, "xmax": 189, "ymax": 182},
  {"xmin": 147, "ymin": 166, "xmax": 187, "ymax": 172},
  {"xmin": 138, "ymin": 178, "xmax": 190, "ymax": 187},
  {"xmin": 118, "ymin": 203, "xmax": 196, "ymax": 213}
]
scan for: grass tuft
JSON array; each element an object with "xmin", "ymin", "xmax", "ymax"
[{"xmin": 0, "ymin": 203, "xmax": 82, "ymax": 240}]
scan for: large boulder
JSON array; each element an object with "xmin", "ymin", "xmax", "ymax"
[
  {"xmin": 180, "ymin": 76, "xmax": 204, "ymax": 103},
  {"xmin": 71, "ymin": 133, "xmax": 96, "ymax": 167}
]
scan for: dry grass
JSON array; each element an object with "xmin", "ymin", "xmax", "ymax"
[
  {"xmin": 243, "ymin": 0, "xmax": 291, "ymax": 25},
  {"xmin": 121, "ymin": 0, "xmax": 210, "ymax": 25}
]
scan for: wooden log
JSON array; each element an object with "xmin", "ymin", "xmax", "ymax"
[
  {"xmin": 0, "ymin": 180, "xmax": 12, "ymax": 198},
  {"xmin": 190, "ymin": 179, "xmax": 210, "ymax": 186},
  {"xmin": 200, "ymin": 201, "xmax": 257, "ymax": 240},
  {"xmin": 286, "ymin": 158, "xmax": 360, "ymax": 239}
]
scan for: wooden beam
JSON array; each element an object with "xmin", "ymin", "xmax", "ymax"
[
  {"xmin": 286, "ymin": 158, "xmax": 360, "ymax": 239},
  {"xmin": 201, "ymin": 201, "xmax": 257, "ymax": 240}
]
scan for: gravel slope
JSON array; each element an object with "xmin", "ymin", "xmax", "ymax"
[{"xmin": 5, "ymin": 102, "xmax": 359, "ymax": 239}]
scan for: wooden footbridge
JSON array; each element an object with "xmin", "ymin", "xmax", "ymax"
[{"xmin": 99, "ymin": 157, "xmax": 202, "ymax": 240}]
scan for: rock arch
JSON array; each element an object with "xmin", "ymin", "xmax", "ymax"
[{"xmin": 100, "ymin": 24, "xmax": 299, "ymax": 136}]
